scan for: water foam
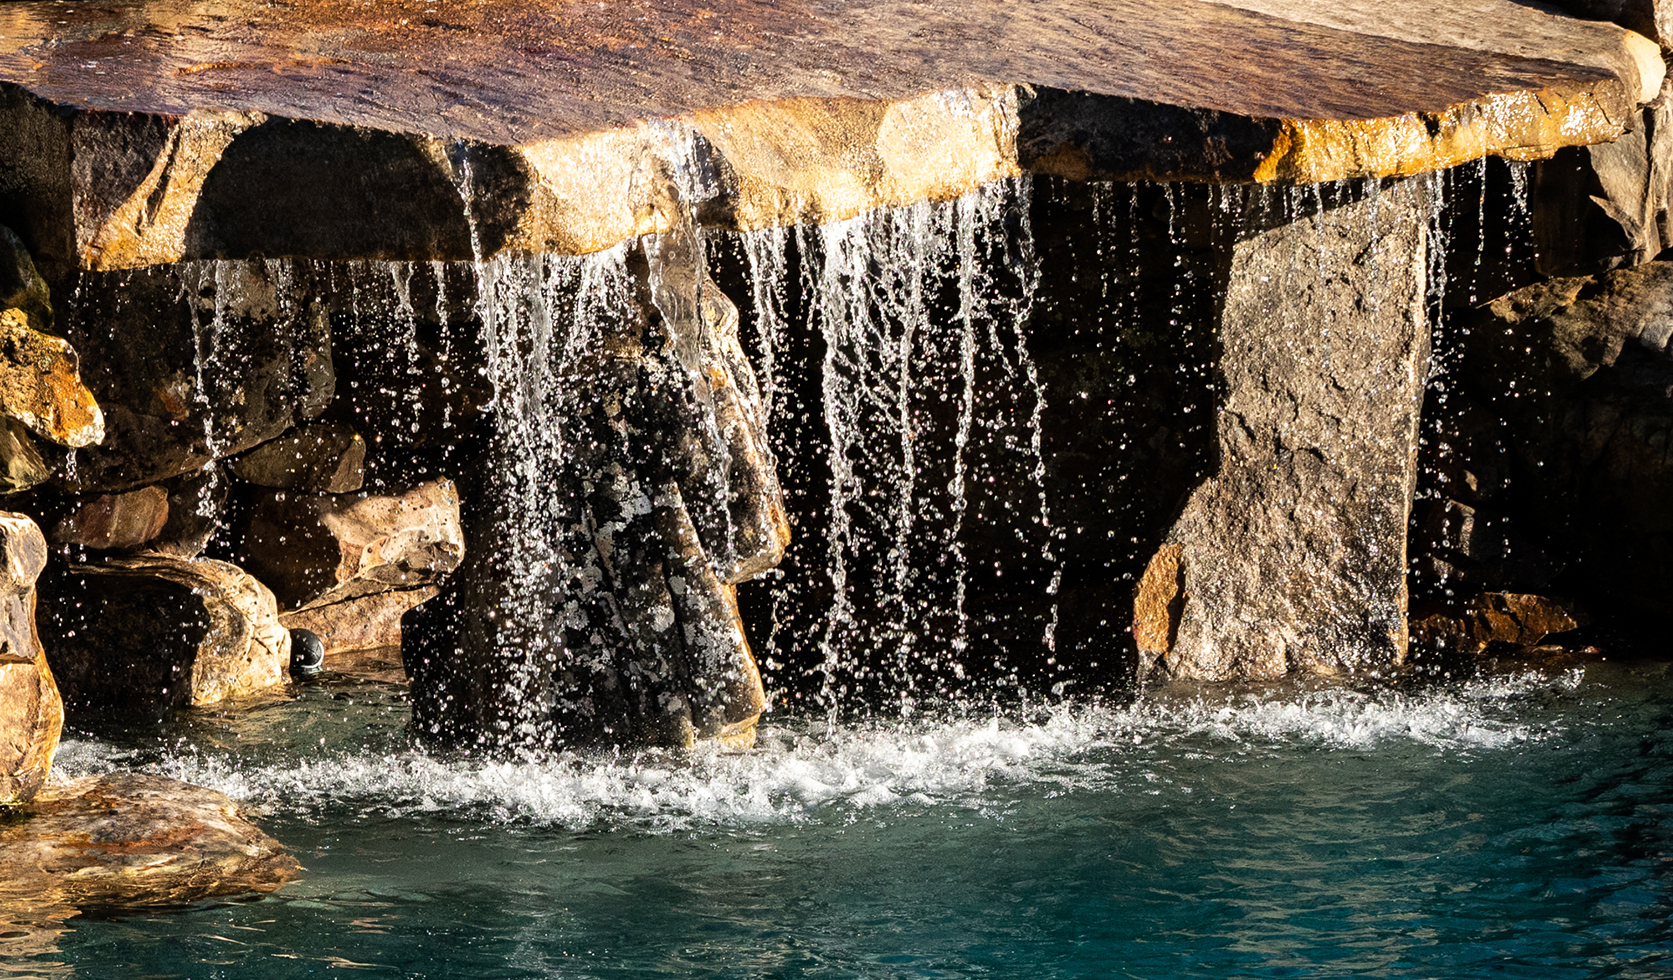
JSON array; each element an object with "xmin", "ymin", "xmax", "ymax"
[{"xmin": 50, "ymin": 669, "xmax": 1577, "ymax": 831}]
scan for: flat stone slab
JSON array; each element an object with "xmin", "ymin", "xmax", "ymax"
[{"xmin": 0, "ymin": 0, "xmax": 1661, "ymax": 269}]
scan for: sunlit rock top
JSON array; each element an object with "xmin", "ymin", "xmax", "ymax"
[{"xmin": 0, "ymin": 0, "xmax": 1662, "ymax": 270}]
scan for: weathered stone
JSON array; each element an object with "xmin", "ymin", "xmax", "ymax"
[
  {"xmin": 0, "ymin": 513, "xmax": 56, "ymax": 806},
  {"xmin": 1138, "ymin": 179, "xmax": 1430, "ymax": 681},
  {"xmin": 58, "ymin": 260, "xmax": 334, "ymax": 492},
  {"xmin": 0, "ymin": 307, "xmax": 102, "ymax": 449},
  {"xmin": 230, "ymin": 422, "xmax": 365, "ymax": 493},
  {"xmin": 39, "ymin": 555, "xmax": 290, "ymax": 718},
  {"xmin": 0, "ymin": 417, "xmax": 49, "ymax": 494},
  {"xmin": 1458, "ymin": 260, "xmax": 1673, "ymax": 619},
  {"xmin": 278, "ymin": 586, "xmax": 437, "ymax": 659},
  {"xmin": 0, "ymin": 0, "xmax": 1658, "ymax": 277},
  {"xmin": 1132, "ymin": 543, "xmax": 1183, "ymax": 663},
  {"xmin": 0, "ymin": 224, "xmax": 52, "ymax": 331},
  {"xmin": 241, "ymin": 479, "xmax": 463, "ymax": 611},
  {"xmin": 1411, "ymin": 592, "xmax": 1587, "ymax": 658},
  {"xmin": 0, "ymin": 773, "xmax": 299, "ymax": 910},
  {"xmin": 50, "ymin": 485, "xmax": 169, "ymax": 550}
]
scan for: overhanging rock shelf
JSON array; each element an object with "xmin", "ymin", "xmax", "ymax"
[{"xmin": 0, "ymin": 0, "xmax": 1661, "ymax": 753}]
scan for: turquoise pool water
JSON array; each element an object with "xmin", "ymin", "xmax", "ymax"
[{"xmin": 12, "ymin": 659, "xmax": 1673, "ymax": 979}]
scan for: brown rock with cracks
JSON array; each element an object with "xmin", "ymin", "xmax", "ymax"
[
  {"xmin": 230, "ymin": 422, "xmax": 366, "ymax": 493},
  {"xmin": 241, "ymin": 478, "xmax": 463, "ymax": 611},
  {"xmin": 1144, "ymin": 178, "xmax": 1430, "ymax": 681},
  {"xmin": 0, "ymin": 773, "xmax": 299, "ymax": 911},
  {"xmin": 38, "ymin": 554, "xmax": 290, "ymax": 718},
  {"xmin": 278, "ymin": 586, "xmax": 437, "ymax": 659},
  {"xmin": 0, "ymin": 513, "xmax": 56, "ymax": 806},
  {"xmin": 50, "ymin": 485, "xmax": 169, "ymax": 550}
]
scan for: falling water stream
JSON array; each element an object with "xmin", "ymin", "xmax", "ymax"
[{"xmin": 16, "ymin": 174, "xmax": 1673, "ymax": 978}]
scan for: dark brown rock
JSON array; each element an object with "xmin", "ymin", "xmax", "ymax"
[
  {"xmin": 241, "ymin": 478, "xmax": 463, "ymax": 611},
  {"xmin": 229, "ymin": 422, "xmax": 365, "ymax": 493},
  {"xmin": 1140, "ymin": 179, "xmax": 1430, "ymax": 681},
  {"xmin": 151, "ymin": 465, "xmax": 230, "ymax": 559},
  {"xmin": 50, "ymin": 485, "xmax": 169, "ymax": 550},
  {"xmin": 1411, "ymin": 592, "xmax": 1587, "ymax": 659},
  {"xmin": 39, "ymin": 554, "xmax": 290, "ymax": 718},
  {"xmin": 0, "ymin": 773, "xmax": 299, "ymax": 910},
  {"xmin": 1459, "ymin": 260, "xmax": 1673, "ymax": 618},
  {"xmin": 58, "ymin": 260, "xmax": 334, "ymax": 492}
]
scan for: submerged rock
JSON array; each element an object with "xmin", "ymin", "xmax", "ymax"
[
  {"xmin": 0, "ymin": 513, "xmax": 56, "ymax": 806},
  {"xmin": 0, "ymin": 773, "xmax": 299, "ymax": 909},
  {"xmin": 39, "ymin": 554, "xmax": 290, "ymax": 718}
]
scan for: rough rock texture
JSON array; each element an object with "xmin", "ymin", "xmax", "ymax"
[
  {"xmin": 230, "ymin": 422, "xmax": 365, "ymax": 493},
  {"xmin": 405, "ymin": 222, "xmax": 781, "ymax": 749},
  {"xmin": 0, "ymin": 773, "xmax": 299, "ymax": 909},
  {"xmin": 1410, "ymin": 592, "xmax": 1586, "ymax": 659},
  {"xmin": 0, "ymin": 513, "xmax": 56, "ymax": 805},
  {"xmin": 278, "ymin": 586, "xmax": 437, "ymax": 659},
  {"xmin": 1137, "ymin": 179, "xmax": 1430, "ymax": 681},
  {"xmin": 1456, "ymin": 261, "xmax": 1673, "ymax": 619},
  {"xmin": 39, "ymin": 554, "xmax": 290, "ymax": 718},
  {"xmin": 0, "ymin": 0, "xmax": 1658, "ymax": 278},
  {"xmin": 60, "ymin": 261, "xmax": 334, "ymax": 493},
  {"xmin": 241, "ymin": 478, "xmax": 463, "ymax": 610},
  {"xmin": 50, "ymin": 485, "xmax": 169, "ymax": 550}
]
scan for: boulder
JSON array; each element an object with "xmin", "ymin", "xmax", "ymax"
[
  {"xmin": 278, "ymin": 585, "xmax": 437, "ymax": 659},
  {"xmin": 0, "ymin": 773, "xmax": 299, "ymax": 910},
  {"xmin": 0, "ymin": 513, "xmax": 57, "ymax": 806},
  {"xmin": 39, "ymin": 554, "xmax": 290, "ymax": 718},
  {"xmin": 229, "ymin": 422, "xmax": 365, "ymax": 493},
  {"xmin": 50, "ymin": 485, "xmax": 169, "ymax": 550},
  {"xmin": 1459, "ymin": 260, "xmax": 1673, "ymax": 619},
  {"xmin": 151, "ymin": 465, "xmax": 230, "ymax": 559},
  {"xmin": 1137, "ymin": 178, "xmax": 1430, "ymax": 680},
  {"xmin": 0, "ymin": 225, "xmax": 52, "ymax": 332},
  {"xmin": 240, "ymin": 478, "xmax": 463, "ymax": 610}
]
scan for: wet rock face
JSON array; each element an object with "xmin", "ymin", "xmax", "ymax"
[
  {"xmin": 405, "ymin": 225, "xmax": 782, "ymax": 750},
  {"xmin": 39, "ymin": 554, "xmax": 290, "ymax": 719},
  {"xmin": 0, "ymin": 773, "xmax": 298, "ymax": 911},
  {"xmin": 1451, "ymin": 261, "xmax": 1673, "ymax": 619},
  {"xmin": 62, "ymin": 261, "xmax": 334, "ymax": 493},
  {"xmin": 0, "ymin": 513, "xmax": 57, "ymax": 806},
  {"xmin": 1138, "ymin": 179, "xmax": 1431, "ymax": 680}
]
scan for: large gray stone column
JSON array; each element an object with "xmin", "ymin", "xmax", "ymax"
[{"xmin": 1135, "ymin": 179, "xmax": 1431, "ymax": 680}]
